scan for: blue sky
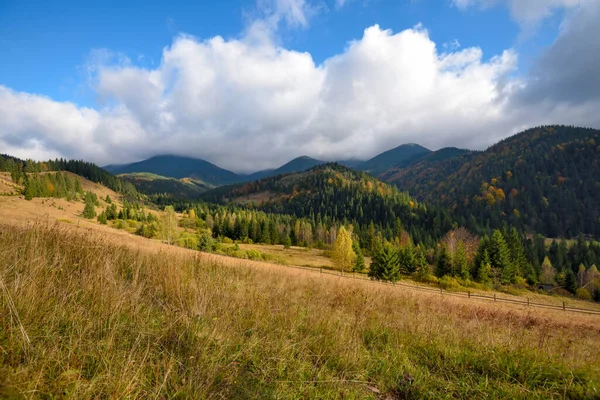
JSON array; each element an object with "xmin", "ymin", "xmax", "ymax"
[
  {"xmin": 0, "ymin": 0, "xmax": 560, "ymax": 106},
  {"xmin": 0, "ymin": 0, "xmax": 598, "ymax": 171}
]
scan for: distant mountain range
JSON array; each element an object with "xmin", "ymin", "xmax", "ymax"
[{"xmin": 104, "ymin": 143, "xmax": 439, "ymax": 186}]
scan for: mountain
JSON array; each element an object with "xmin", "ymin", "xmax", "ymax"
[
  {"xmin": 241, "ymin": 156, "xmax": 327, "ymax": 182},
  {"xmin": 387, "ymin": 126, "xmax": 600, "ymax": 238},
  {"xmin": 359, "ymin": 143, "xmax": 431, "ymax": 176},
  {"xmin": 200, "ymin": 163, "xmax": 454, "ymax": 246},
  {"xmin": 119, "ymin": 172, "xmax": 213, "ymax": 199},
  {"xmin": 104, "ymin": 155, "xmax": 239, "ymax": 186},
  {"xmin": 380, "ymin": 147, "xmax": 474, "ymax": 182}
]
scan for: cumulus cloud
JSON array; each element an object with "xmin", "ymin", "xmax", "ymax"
[{"xmin": 1, "ymin": 1, "xmax": 599, "ymax": 173}]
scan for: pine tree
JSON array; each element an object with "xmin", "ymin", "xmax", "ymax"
[
  {"xmin": 370, "ymin": 242, "xmax": 400, "ymax": 282},
  {"xmin": 565, "ymin": 269, "xmax": 577, "ymax": 294},
  {"xmin": 415, "ymin": 245, "xmax": 429, "ymax": 278},
  {"xmin": 352, "ymin": 241, "xmax": 365, "ymax": 272},
  {"xmin": 399, "ymin": 242, "xmax": 416, "ymax": 274},
  {"xmin": 491, "ymin": 230, "xmax": 513, "ymax": 284},
  {"xmin": 97, "ymin": 211, "xmax": 107, "ymax": 225},
  {"xmin": 477, "ymin": 250, "xmax": 492, "ymax": 284},
  {"xmin": 436, "ymin": 245, "xmax": 452, "ymax": 278},
  {"xmin": 82, "ymin": 198, "xmax": 97, "ymax": 219},
  {"xmin": 332, "ymin": 226, "xmax": 355, "ymax": 272}
]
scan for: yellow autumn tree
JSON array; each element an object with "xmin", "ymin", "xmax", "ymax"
[{"xmin": 331, "ymin": 226, "xmax": 355, "ymax": 272}]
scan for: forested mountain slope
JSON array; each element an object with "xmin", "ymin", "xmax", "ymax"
[
  {"xmin": 387, "ymin": 126, "xmax": 600, "ymax": 238},
  {"xmin": 201, "ymin": 164, "xmax": 454, "ymax": 246}
]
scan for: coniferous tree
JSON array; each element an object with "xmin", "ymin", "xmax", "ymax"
[
  {"xmin": 477, "ymin": 250, "xmax": 492, "ymax": 284},
  {"xmin": 490, "ymin": 230, "xmax": 513, "ymax": 284},
  {"xmin": 352, "ymin": 241, "xmax": 365, "ymax": 272},
  {"xmin": 436, "ymin": 245, "xmax": 452, "ymax": 278}
]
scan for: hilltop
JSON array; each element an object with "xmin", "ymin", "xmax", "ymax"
[{"xmin": 385, "ymin": 125, "xmax": 600, "ymax": 238}]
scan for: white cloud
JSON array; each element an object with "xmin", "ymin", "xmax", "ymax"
[
  {"xmin": 1, "ymin": 2, "xmax": 599, "ymax": 173},
  {"xmin": 453, "ymin": 0, "xmax": 581, "ymax": 25}
]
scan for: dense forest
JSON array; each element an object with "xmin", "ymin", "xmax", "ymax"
[
  {"xmin": 386, "ymin": 126, "xmax": 600, "ymax": 239},
  {"xmin": 0, "ymin": 154, "xmax": 138, "ymax": 197},
  {"xmin": 199, "ymin": 164, "xmax": 455, "ymax": 247}
]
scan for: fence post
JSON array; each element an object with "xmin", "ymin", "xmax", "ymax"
[
  {"xmin": 563, "ymin": 301, "xmax": 566, "ymax": 311},
  {"xmin": 494, "ymin": 294, "xmax": 496, "ymax": 302},
  {"xmin": 468, "ymin": 291, "xmax": 470, "ymax": 299},
  {"xmin": 440, "ymin": 287, "xmax": 443, "ymax": 295},
  {"xmin": 341, "ymin": 269, "xmax": 344, "ymax": 277},
  {"xmin": 527, "ymin": 298, "xmax": 530, "ymax": 307},
  {"xmin": 320, "ymin": 268, "xmax": 322, "ymax": 274}
]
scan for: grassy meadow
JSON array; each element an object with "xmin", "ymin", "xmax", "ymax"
[{"xmin": 1, "ymin": 222, "xmax": 599, "ymax": 399}]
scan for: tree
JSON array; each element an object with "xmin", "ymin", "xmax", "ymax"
[
  {"xmin": 160, "ymin": 206, "xmax": 177, "ymax": 245},
  {"xmin": 198, "ymin": 230, "xmax": 214, "ymax": 252},
  {"xmin": 435, "ymin": 245, "xmax": 452, "ymax": 278},
  {"xmin": 477, "ymin": 250, "xmax": 492, "ymax": 284},
  {"xmin": 454, "ymin": 241, "xmax": 469, "ymax": 280},
  {"xmin": 415, "ymin": 245, "xmax": 429, "ymax": 278},
  {"xmin": 565, "ymin": 269, "xmax": 577, "ymax": 294},
  {"xmin": 82, "ymin": 196, "xmax": 97, "ymax": 219},
  {"xmin": 105, "ymin": 194, "xmax": 112, "ymax": 204},
  {"xmin": 539, "ymin": 257, "xmax": 556, "ymax": 285},
  {"xmin": 332, "ymin": 226, "xmax": 355, "ymax": 272},
  {"xmin": 97, "ymin": 211, "xmax": 107, "ymax": 225},
  {"xmin": 352, "ymin": 241, "xmax": 365, "ymax": 272},
  {"xmin": 399, "ymin": 242, "xmax": 416, "ymax": 275},
  {"xmin": 370, "ymin": 242, "xmax": 400, "ymax": 282},
  {"xmin": 490, "ymin": 230, "xmax": 513, "ymax": 284}
]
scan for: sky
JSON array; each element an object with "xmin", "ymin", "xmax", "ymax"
[{"xmin": 0, "ymin": 0, "xmax": 598, "ymax": 173}]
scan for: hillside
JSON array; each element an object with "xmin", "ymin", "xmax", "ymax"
[
  {"xmin": 2, "ymin": 210, "xmax": 600, "ymax": 398},
  {"xmin": 387, "ymin": 126, "xmax": 600, "ymax": 238},
  {"xmin": 119, "ymin": 172, "xmax": 212, "ymax": 199},
  {"xmin": 105, "ymin": 155, "xmax": 239, "ymax": 185},
  {"xmin": 382, "ymin": 147, "xmax": 474, "ymax": 186},
  {"xmin": 241, "ymin": 156, "xmax": 326, "ymax": 182},
  {"xmin": 359, "ymin": 143, "xmax": 431, "ymax": 176},
  {"xmin": 201, "ymin": 163, "xmax": 454, "ymax": 246}
]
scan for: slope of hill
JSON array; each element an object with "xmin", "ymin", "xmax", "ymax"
[
  {"xmin": 241, "ymin": 156, "xmax": 327, "ymax": 182},
  {"xmin": 201, "ymin": 163, "xmax": 454, "ymax": 246},
  {"xmin": 359, "ymin": 143, "xmax": 431, "ymax": 176},
  {"xmin": 105, "ymin": 155, "xmax": 239, "ymax": 185},
  {"xmin": 381, "ymin": 147, "xmax": 474, "ymax": 183},
  {"xmin": 388, "ymin": 126, "xmax": 600, "ymax": 238},
  {"xmin": 0, "ymin": 154, "xmax": 138, "ymax": 197},
  {"xmin": 119, "ymin": 172, "xmax": 213, "ymax": 199}
]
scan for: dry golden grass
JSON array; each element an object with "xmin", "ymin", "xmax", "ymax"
[{"xmin": 1, "ymin": 220, "xmax": 599, "ymax": 398}]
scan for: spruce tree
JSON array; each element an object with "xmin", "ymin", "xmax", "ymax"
[
  {"xmin": 477, "ymin": 250, "xmax": 492, "ymax": 284},
  {"xmin": 436, "ymin": 245, "xmax": 452, "ymax": 278},
  {"xmin": 491, "ymin": 230, "xmax": 513, "ymax": 284},
  {"xmin": 82, "ymin": 198, "xmax": 97, "ymax": 219},
  {"xmin": 352, "ymin": 241, "xmax": 366, "ymax": 272}
]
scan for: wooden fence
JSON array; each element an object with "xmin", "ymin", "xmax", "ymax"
[{"xmin": 280, "ymin": 263, "xmax": 600, "ymax": 316}]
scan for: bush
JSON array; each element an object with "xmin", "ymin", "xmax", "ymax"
[
  {"xmin": 115, "ymin": 219, "xmax": 127, "ymax": 230},
  {"xmin": 246, "ymin": 249, "xmax": 262, "ymax": 260},
  {"xmin": 439, "ymin": 276, "xmax": 463, "ymax": 291},
  {"xmin": 576, "ymin": 288, "xmax": 592, "ymax": 300},
  {"xmin": 222, "ymin": 237, "xmax": 233, "ymax": 244}
]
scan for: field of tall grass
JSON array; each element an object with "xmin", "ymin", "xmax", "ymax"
[{"xmin": 1, "ymin": 222, "xmax": 599, "ymax": 399}]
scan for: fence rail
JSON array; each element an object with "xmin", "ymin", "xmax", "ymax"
[{"xmin": 276, "ymin": 263, "xmax": 600, "ymax": 316}]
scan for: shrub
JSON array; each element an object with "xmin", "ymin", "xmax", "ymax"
[{"xmin": 576, "ymin": 288, "xmax": 592, "ymax": 300}]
